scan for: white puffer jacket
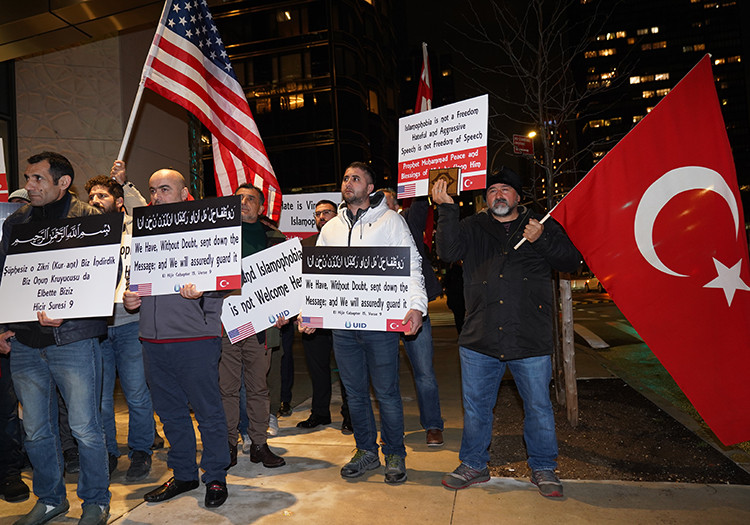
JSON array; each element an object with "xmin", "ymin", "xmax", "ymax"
[{"xmin": 317, "ymin": 191, "xmax": 428, "ymax": 315}]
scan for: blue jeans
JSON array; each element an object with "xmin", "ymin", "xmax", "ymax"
[
  {"xmin": 333, "ymin": 330, "xmax": 405, "ymax": 458},
  {"xmin": 142, "ymin": 338, "xmax": 229, "ymax": 484},
  {"xmin": 101, "ymin": 322, "xmax": 154, "ymax": 457},
  {"xmin": 10, "ymin": 338, "xmax": 110, "ymax": 507},
  {"xmin": 458, "ymin": 347, "xmax": 558, "ymax": 472},
  {"xmin": 401, "ymin": 316, "xmax": 443, "ymax": 430}
]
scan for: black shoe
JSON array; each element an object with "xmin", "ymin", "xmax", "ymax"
[
  {"xmin": 276, "ymin": 402, "xmax": 292, "ymax": 417},
  {"xmin": 296, "ymin": 414, "xmax": 331, "ymax": 428},
  {"xmin": 227, "ymin": 442, "xmax": 237, "ymax": 470},
  {"xmin": 341, "ymin": 418, "xmax": 353, "ymax": 434},
  {"xmin": 204, "ymin": 480, "xmax": 228, "ymax": 508},
  {"xmin": 63, "ymin": 448, "xmax": 80, "ymax": 474},
  {"xmin": 1, "ymin": 477, "xmax": 29, "ymax": 502},
  {"xmin": 151, "ymin": 431, "xmax": 165, "ymax": 450},
  {"xmin": 250, "ymin": 443, "xmax": 286, "ymax": 468},
  {"xmin": 108, "ymin": 454, "xmax": 118, "ymax": 476},
  {"xmin": 143, "ymin": 477, "xmax": 199, "ymax": 502},
  {"xmin": 126, "ymin": 450, "xmax": 152, "ymax": 482}
]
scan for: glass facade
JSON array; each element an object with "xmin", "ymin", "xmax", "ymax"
[{"xmin": 205, "ymin": 0, "xmax": 399, "ymax": 194}]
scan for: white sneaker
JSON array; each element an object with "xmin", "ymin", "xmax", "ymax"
[
  {"xmin": 240, "ymin": 431, "xmax": 252, "ymax": 454},
  {"xmin": 267, "ymin": 414, "xmax": 279, "ymax": 436}
]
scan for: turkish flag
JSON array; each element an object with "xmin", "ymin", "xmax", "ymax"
[
  {"xmin": 550, "ymin": 55, "xmax": 750, "ymax": 445},
  {"xmin": 414, "ymin": 42, "xmax": 435, "ymax": 249}
]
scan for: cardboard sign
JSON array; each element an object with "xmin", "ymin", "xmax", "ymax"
[
  {"xmin": 0, "ymin": 213, "xmax": 124, "ymax": 322},
  {"xmin": 222, "ymin": 238, "xmax": 304, "ymax": 343},
  {"xmin": 397, "ymin": 94, "xmax": 488, "ymax": 197},
  {"xmin": 129, "ymin": 197, "xmax": 242, "ymax": 296},
  {"xmin": 299, "ymin": 246, "xmax": 411, "ymax": 331}
]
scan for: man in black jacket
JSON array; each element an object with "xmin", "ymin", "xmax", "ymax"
[
  {"xmin": 0, "ymin": 152, "xmax": 110, "ymax": 525},
  {"xmin": 432, "ymin": 167, "xmax": 580, "ymax": 498}
]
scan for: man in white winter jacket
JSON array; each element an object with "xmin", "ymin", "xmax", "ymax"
[{"xmin": 299, "ymin": 161, "xmax": 427, "ymax": 484}]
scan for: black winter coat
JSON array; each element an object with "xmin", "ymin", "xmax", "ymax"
[{"xmin": 435, "ymin": 203, "xmax": 580, "ymax": 361}]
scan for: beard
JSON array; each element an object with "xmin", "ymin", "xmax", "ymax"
[
  {"xmin": 489, "ymin": 198, "xmax": 516, "ymax": 218},
  {"xmin": 343, "ymin": 190, "xmax": 367, "ymax": 207}
]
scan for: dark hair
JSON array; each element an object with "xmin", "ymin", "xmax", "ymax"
[
  {"xmin": 315, "ymin": 199, "xmax": 337, "ymax": 210},
  {"xmin": 235, "ymin": 183, "xmax": 264, "ymax": 205},
  {"xmin": 346, "ymin": 161, "xmax": 376, "ymax": 186},
  {"xmin": 27, "ymin": 152, "xmax": 74, "ymax": 183},
  {"xmin": 84, "ymin": 175, "xmax": 124, "ymax": 201}
]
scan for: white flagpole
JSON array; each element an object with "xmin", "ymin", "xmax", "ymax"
[{"xmin": 117, "ymin": 0, "xmax": 174, "ymax": 161}]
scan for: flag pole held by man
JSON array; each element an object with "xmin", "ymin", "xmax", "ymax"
[{"xmin": 122, "ymin": 0, "xmax": 282, "ymax": 221}]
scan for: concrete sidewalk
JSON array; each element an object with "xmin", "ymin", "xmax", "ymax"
[{"xmin": 3, "ymin": 302, "xmax": 750, "ymax": 524}]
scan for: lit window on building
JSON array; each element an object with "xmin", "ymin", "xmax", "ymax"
[
  {"xmin": 441, "ymin": 69, "xmax": 451, "ymax": 77},
  {"xmin": 712, "ymin": 56, "xmax": 739, "ymax": 65},
  {"xmin": 637, "ymin": 28, "xmax": 648, "ymax": 36},
  {"xmin": 651, "ymin": 27, "xmax": 659, "ymax": 33},
  {"xmin": 704, "ymin": 2, "xmax": 718, "ymax": 8},
  {"xmin": 627, "ymin": 38, "xmax": 635, "ymax": 44},
  {"xmin": 721, "ymin": 99, "xmax": 728, "ymax": 106},
  {"xmin": 280, "ymin": 94, "xmax": 304, "ymax": 110},
  {"xmin": 601, "ymin": 71, "xmax": 616, "ymax": 79},
  {"xmin": 642, "ymin": 90, "xmax": 655, "ymax": 98},
  {"xmin": 256, "ymin": 98, "xmax": 272, "ymax": 114},
  {"xmin": 656, "ymin": 88, "xmax": 670, "ymax": 97},
  {"xmin": 598, "ymin": 48, "xmax": 616, "ymax": 56},
  {"xmin": 368, "ymin": 90, "xmax": 379, "ymax": 114},
  {"xmin": 633, "ymin": 115, "xmax": 643, "ymax": 123},
  {"xmin": 655, "ymin": 73, "xmax": 669, "ymax": 81},
  {"xmin": 646, "ymin": 106, "xmax": 654, "ymax": 113},
  {"xmin": 585, "ymin": 51, "xmax": 597, "ymax": 59}
]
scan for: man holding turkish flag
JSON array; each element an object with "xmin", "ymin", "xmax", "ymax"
[{"xmin": 550, "ymin": 55, "xmax": 750, "ymax": 445}]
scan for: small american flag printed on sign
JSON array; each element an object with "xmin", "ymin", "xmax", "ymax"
[
  {"xmin": 130, "ymin": 283, "xmax": 152, "ymax": 296},
  {"xmin": 397, "ymin": 183, "xmax": 416, "ymax": 199},
  {"xmin": 228, "ymin": 321, "xmax": 256, "ymax": 343},
  {"xmin": 301, "ymin": 316, "xmax": 324, "ymax": 329}
]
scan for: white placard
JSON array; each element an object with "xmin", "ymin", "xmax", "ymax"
[
  {"xmin": 278, "ymin": 192, "xmax": 340, "ymax": 239},
  {"xmin": 222, "ymin": 238, "xmax": 304, "ymax": 343},
  {"xmin": 129, "ymin": 197, "xmax": 242, "ymax": 296},
  {"xmin": 0, "ymin": 213, "xmax": 123, "ymax": 323},
  {"xmin": 397, "ymin": 94, "xmax": 488, "ymax": 197},
  {"xmin": 299, "ymin": 246, "xmax": 411, "ymax": 332}
]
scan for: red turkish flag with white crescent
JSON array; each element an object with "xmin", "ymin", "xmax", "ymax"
[{"xmin": 550, "ymin": 55, "xmax": 750, "ymax": 445}]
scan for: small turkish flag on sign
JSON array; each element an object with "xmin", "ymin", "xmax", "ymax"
[{"xmin": 551, "ymin": 55, "xmax": 750, "ymax": 445}]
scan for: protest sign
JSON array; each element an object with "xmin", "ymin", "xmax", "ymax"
[
  {"xmin": 114, "ymin": 225, "xmax": 132, "ymax": 303},
  {"xmin": 278, "ymin": 192, "xmax": 340, "ymax": 240},
  {"xmin": 129, "ymin": 196, "xmax": 242, "ymax": 296},
  {"xmin": 397, "ymin": 94, "xmax": 488, "ymax": 198},
  {"xmin": 222, "ymin": 238, "xmax": 304, "ymax": 343},
  {"xmin": 0, "ymin": 213, "xmax": 123, "ymax": 323},
  {"xmin": 300, "ymin": 246, "xmax": 411, "ymax": 331}
]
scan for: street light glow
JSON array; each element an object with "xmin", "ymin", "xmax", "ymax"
[{"xmin": 528, "ymin": 131, "xmax": 537, "ymax": 138}]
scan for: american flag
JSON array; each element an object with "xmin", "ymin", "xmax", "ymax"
[
  {"xmin": 228, "ymin": 321, "xmax": 256, "ymax": 343},
  {"xmin": 300, "ymin": 316, "xmax": 325, "ymax": 329},
  {"xmin": 397, "ymin": 183, "xmax": 416, "ymax": 199},
  {"xmin": 130, "ymin": 283, "xmax": 152, "ymax": 296},
  {"xmin": 140, "ymin": 0, "xmax": 282, "ymax": 222},
  {"xmin": 414, "ymin": 42, "xmax": 432, "ymax": 113}
]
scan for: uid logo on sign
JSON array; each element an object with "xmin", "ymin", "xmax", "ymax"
[
  {"xmin": 268, "ymin": 310, "xmax": 291, "ymax": 323},
  {"xmin": 344, "ymin": 320, "xmax": 367, "ymax": 329}
]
